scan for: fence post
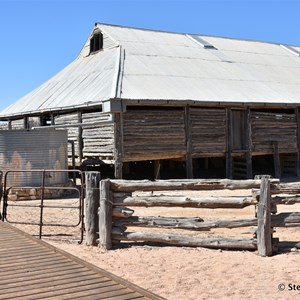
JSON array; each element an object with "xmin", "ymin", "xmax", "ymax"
[
  {"xmin": 99, "ymin": 179, "xmax": 112, "ymax": 250},
  {"xmin": 257, "ymin": 176, "xmax": 272, "ymax": 256},
  {"xmin": 85, "ymin": 171, "xmax": 101, "ymax": 246}
]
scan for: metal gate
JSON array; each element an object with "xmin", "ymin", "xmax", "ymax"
[{"xmin": 0, "ymin": 169, "xmax": 84, "ymax": 243}]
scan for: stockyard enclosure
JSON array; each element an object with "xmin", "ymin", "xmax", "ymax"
[{"xmin": 1, "ymin": 169, "xmax": 300, "ymax": 256}]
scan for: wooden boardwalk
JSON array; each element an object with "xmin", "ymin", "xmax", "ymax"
[{"xmin": 0, "ymin": 221, "xmax": 163, "ymax": 300}]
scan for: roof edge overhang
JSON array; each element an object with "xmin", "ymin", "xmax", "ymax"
[
  {"xmin": 0, "ymin": 100, "xmax": 106, "ymax": 121},
  {"xmin": 2, "ymin": 97, "xmax": 300, "ymax": 121},
  {"xmin": 120, "ymin": 98, "xmax": 300, "ymax": 109}
]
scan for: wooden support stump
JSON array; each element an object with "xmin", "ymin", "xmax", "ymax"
[
  {"xmin": 257, "ymin": 176, "xmax": 273, "ymax": 256},
  {"xmin": 98, "ymin": 179, "xmax": 112, "ymax": 250},
  {"xmin": 85, "ymin": 172, "xmax": 101, "ymax": 246},
  {"xmin": 273, "ymin": 142, "xmax": 281, "ymax": 179}
]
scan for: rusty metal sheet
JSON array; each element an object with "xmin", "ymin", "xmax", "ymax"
[{"xmin": 0, "ymin": 221, "xmax": 164, "ymax": 300}]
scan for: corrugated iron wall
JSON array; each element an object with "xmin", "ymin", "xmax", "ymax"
[{"xmin": 0, "ymin": 130, "xmax": 68, "ymax": 186}]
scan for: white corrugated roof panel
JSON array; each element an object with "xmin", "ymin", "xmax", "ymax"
[
  {"xmin": 2, "ymin": 23, "xmax": 300, "ymax": 119},
  {"xmin": 0, "ymin": 47, "xmax": 119, "ymax": 117},
  {"xmin": 100, "ymin": 25, "xmax": 300, "ymax": 104}
]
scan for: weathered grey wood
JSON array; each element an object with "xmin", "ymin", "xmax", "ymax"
[
  {"xmin": 246, "ymin": 108, "xmax": 253, "ymax": 178},
  {"xmin": 85, "ymin": 172, "xmax": 101, "ymax": 246},
  {"xmin": 226, "ymin": 107, "xmax": 233, "ymax": 178},
  {"xmin": 273, "ymin": 142, "xmax": 281, "ymax": 178},
  {"xmin": 112, "ymin": 207, "xmax": 134, "ymax": 218},
  {"xmin": 154, "ymin": 160, "xmax": 161, "ymax": 180},
  {"xmin": 122, "ymin": 109, "xmax": 186, "ymax": 161},
  {"xmin": 190, "ymin": 107, "xmax": 226, "ymax": 155},
  {"xmin": 113, "ymin": 195, "xmax": 256, "ymax": 208},
  {"xmin": 184, "ymin": 106, "xmax": 193, "ymax": 179},
  {"xmin": 98, "ymin": 179, "xmax": 112, "ymax": 250},
  {"xmin": 257, "ymin": 177, "xmax": 273, "ymax": 257},
  {"xmin": 251, "ymin": 111, "xmax": 297, "ymax": 153},
  {"xmin": 77, "ymin": 111, "xmax": 83, "ymax": 161},
  {"xmin": 114, "ymin": 113, "xmax": 123, "ymax": 179},
  {"xmin": 112, "ymin": 231, "xmax": 257, "ymax": 250},
  {"xmin": 114, "ymin": 216, "xmax": 258, "ymax": 230},
  {"xmin": 296, "ymin": 107, "xmax": 300, "ymax": 176},
  {"xmin": 271, "ymin": 212, "xmax": 300, "ymax": 227},
  {"xmin": 110, "ymin": 178, "xmax": 280, "ymax": 192},
  {"xmin": 271, "ymin": 182, "xmax": 300, "ymax": 194},
  {"xmin": 272, "ymin": 196, "xmax": 300, "ymax": 205}
]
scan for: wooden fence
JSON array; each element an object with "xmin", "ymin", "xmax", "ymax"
[{"xmin": 84, "ymin": 174, "xmax": 300, "ymax": 257}]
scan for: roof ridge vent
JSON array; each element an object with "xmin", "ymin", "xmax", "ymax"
[
  {"xmin": 186, "ymin": 34, "xmax": 217, "ymax": 50},
  {"xmin": 280, "ymin": 44, "xmax": 300, "ymax": 57}
]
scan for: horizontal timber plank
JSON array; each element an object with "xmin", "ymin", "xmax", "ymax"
[
  {"xmin": 112, "ymin": 231, "xmax": 257, "ymax": 250},
  {"xmin": 113, "ymin": 216, "xmax": 258, "ymax": 230},
  {"xmin": 110, "ymin": 179, "xmax": 280, "ymax": 192},
  {"xmin": 271, "ymin": 212, "xmax": 300, "ymax": 227},
  {"xmin": 113, "ymin": 195, "xmax": 256, "ymax": 208}
]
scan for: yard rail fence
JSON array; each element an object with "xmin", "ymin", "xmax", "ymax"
[{"xmin": 85, "ymin": 173, "xmax": 300, "ymax": 257}]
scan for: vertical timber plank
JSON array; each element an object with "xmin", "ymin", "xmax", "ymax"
[
  {"xmin": 296, "ymin": 108, "xmax": 300, "ymax": 177},
  {"xmin": 85, "ymin": 172, "xmax": 101, "ymax": 246},
  {"xmin": 246, "ymin": 108, "xmax": 253, "ymax": 179},
  {"xmin": 99, "ymin": 179, "xmax": 112, "ymax": 250},
  {"xmin": 273, "ymin": 141, "xmax": 281, "ymax": 179},
  {"xmin": 154, "ymin": 160, "xmax": 161, "ymax": 180},
  {"xmin": 257, "ymin": 176, "xmax": 272, "ymax": 257},
  {"xmin": 78, "ymin": 111, "xmax": 83, "ymax": 162},
  {"xmin": 184, "ymin": 106, "xmax": 193, "ymax": 179},
  {"xmin": 114, "ymin": 113, "xmax": 123, "ymax": 179},
  {"xmin": 226, "ymin": 107, "xmax": 233, "ymax": 179}
]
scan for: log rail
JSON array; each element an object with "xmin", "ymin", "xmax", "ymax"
[{"xmin": 83, "ymin": 175, "xmax": 300, "ymax": 257}]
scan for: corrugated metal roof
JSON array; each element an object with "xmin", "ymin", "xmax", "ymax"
[
  {"xmin": 2, "ymin": 23, "xmax": 300, "ymax": 118},
  {"xmin": 99, "ymin": 24, "xmax": 300, "ymax": 104},
  {"xmin": 0, "ymin": 46, "xmax": 120, "ymax": 118}
]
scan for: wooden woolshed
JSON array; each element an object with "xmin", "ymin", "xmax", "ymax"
[{"xmin": 1, "ymin": 23, "xmax": 300, "ymax": 180}]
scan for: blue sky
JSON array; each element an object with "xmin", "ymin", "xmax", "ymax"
[{"xmin": 1, "ymin": 0, "xmax": 300, "ymax": 111}]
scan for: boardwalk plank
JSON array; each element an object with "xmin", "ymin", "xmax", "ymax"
[{"xmin": 0, "ymin": 221, "xmax": 163, "ymax": 300}]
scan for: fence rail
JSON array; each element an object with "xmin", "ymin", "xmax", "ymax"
[{"xmin": 84, "ymin": 174, "xmax": 300, "ymax": 257}]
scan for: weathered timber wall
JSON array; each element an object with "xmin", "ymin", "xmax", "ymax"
[
  {"xmin": 55, "ymin": 113, "xmax": 79, "ymax": 158},
  {"xmin": 82, "ymin": 112, "xmax": 114, "ymax": 158},
  {"xmin": 122, "ymin": 109, "xmax": 186, "ymax": 161},
  {"xmin": 0, "ymin": 123, "xmax": 8, "ymax": 130},
  {"xmin": 10, "ymin": 119, "xmax": 24, "ymax": 130},
  {"xmin": 190, "ymin": 108, "xmax": 226, "ymax": 157},
  {"xmin": 251, "ymin": 111, "xmax": 297, "ymax": 153}
]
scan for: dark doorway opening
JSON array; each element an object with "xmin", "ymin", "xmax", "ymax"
[
  {"xmin": 193, "ymin": 157, "xmax": 226, "ymax": 179},
  {"xmin": 252, "ymin": 155, "xmax": 275, "ymax": 178}
]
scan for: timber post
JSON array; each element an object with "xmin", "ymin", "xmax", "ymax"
[
  {"xmin": 257, "ymin": 176, "xmax": 273, "ymax": 256},
  {"xmin": 77, "ymin": 111, "xmax": 83, "ymax": 162},
  {"xmin": 245, "ymin": 107, "xmax": 253, "ymax": 179},
  {"xmin": 184, "ymin": 106, "xmax": 193, "ymax": 179},
  {"xmin": 273, "ymin": 142, "xmax": 281, "ymax": 179},
  {"xmin": 226, "ymin": 108, "xmax": 233, "ymax": 179},
  {"xmin": 296, "ymin": 107, "xmax": 300, "ymax": 177},
  {"xmin": 85, "ymin": 171, "xmax": 101, "ymax": 246},
  {"xmin": 114, "ymin": 113, "xmax": 124, "ymax": 179},
  {"xmin": 98, "ymin": 179, "xmax": 112, "ymax": 250}
]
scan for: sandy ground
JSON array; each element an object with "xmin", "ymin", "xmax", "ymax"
[
  {"xmin": 6, "ymin": 188, "xmax": 300, "ymax": 299},
  {"xmin": 48, "ymin": 240, "xmax": 300, "ymax": 300}
]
